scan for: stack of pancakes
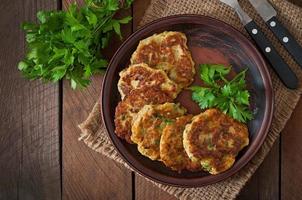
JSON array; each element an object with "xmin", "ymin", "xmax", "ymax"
[{"xmin": 114, "ymin": 31, "xmax": 249, "ymax": 174}]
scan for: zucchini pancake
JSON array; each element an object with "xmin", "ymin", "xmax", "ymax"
[
  {"xmin": 130, "ymin": 31, "xmax": 195, "ymax": 89},
  {"xmin": 118, "ymin": 63, "xmax": 179, "ymax": 100},
  {"xmin": 114, "ymin": 87, "xmax": 173, "ymax": 143},
  {"xmin": 160, "ymin": 115, "xmax": 200, "ymax": 172},
  {"xmin": 131, "ymin": 103, "xmax": 186, "ymax": 160},
  {"xmin": 183, "ymin": 109, "xmax": 249, "ymax": 174}
]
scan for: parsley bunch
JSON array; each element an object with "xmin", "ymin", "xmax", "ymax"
[
  {"xmin": 18, "ymin": 0, "xmax": 133, "ymax": 89},
  {"xmin": 190, "ymin": 64, "xmax": 253, "ymax": 123}
]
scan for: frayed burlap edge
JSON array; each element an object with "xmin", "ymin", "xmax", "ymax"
[{"xmin": 78, "ymin": 0, "xmax": 302, "ymax": 199}]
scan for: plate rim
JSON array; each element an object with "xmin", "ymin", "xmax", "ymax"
[{"xmin": 101, "ymin": 14, "xmax": 274, "ymax": 187}]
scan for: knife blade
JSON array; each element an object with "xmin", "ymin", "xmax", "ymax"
[
  {"xmin": 219, "ymin": 0, "xmax": 298, "ymax": 89},
  {"xmin": 247, "ymin": 0, "xmax": 276, "ymax": 21},
  {"xmin": 249, "ymin": 0, "xmax": 302, "ymax": 68}
]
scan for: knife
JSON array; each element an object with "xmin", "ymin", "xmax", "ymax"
[
  {"xmin": 219, "ymin": 0, "xmax": 298, "ymax": 89},
  {"xmin": 248, "ymin": 0, "xmax": 302, "ymax": 68}
]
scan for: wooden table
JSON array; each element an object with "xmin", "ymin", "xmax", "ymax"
[{"xmin": 1, "ymin": 0, "xmax": 302, "ymax": 199}]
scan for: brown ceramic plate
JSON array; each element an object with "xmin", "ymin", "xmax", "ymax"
[{"xmin": 101, "ymin": 15, "xmax": 273, "ymax": 187}]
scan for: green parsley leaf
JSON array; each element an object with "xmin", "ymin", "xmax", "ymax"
[
  {"xmin": 124, "ymin": 0, "xmax": 134, "ymax": 8},
  {"xmin": 106, "ymin": 0, "xmax": 120, "ymax": 11},
  {"xmin": 85, "ymin": 11, "xmax": 98, "ymax": 26},
  {"xmin": 19, "ymin": 0, "xmax": 133, "ymax": 89},
  {"xmin": 71, "ymin": 79, "xmax": 77, "ymax": 90},
  {"xmin": 18, "ymin": 61, "xmax": 28, "ymax": 71},
  {"xmin": 200, "ymin": 64, "xmax": 231, "ymax": 86},
  {"xmin": 119, "ymin": 16, "xmax": 132, "ymax": 24},
  {"xmin": 190, "ymin": 86, "xmax": 216, "ymax": 109},
  {"xmin": 112, "ymin": 20, "xmax": 121, "ymax": 38},
  {"xmin": 190, "ymin": 64, "xmax": 253, "ymax": 123},
  {"xmin": 51, "ymin": 66, "xmax": 67, "ymax": 81}
]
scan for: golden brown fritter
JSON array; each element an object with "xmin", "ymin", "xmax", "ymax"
[
  {"xmin": 130, "ymin": 31, "xmax": 195, "ymax": 89},
  {"xmin": 183, "ymin": 109, "xmax": 249, "ymax": 174},
  {"xmin": 118, "ymin": 63, "xmax": 179, "ymax": 100},
  {"xmin": 131, "ymin": 103, "xmax": 186, "ymax": 160},
  {"xmin": 114, "ymin": 87, "xmax": 173, "ymax": 143},
  {"xmin": 160, "ymin": 115, "xmax": 200, "ymax": 172}
]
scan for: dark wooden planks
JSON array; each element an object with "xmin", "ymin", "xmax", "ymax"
[
  {"xmin": 135, "ymin": 177, "xmax": 176, "ymax": 200},
  {"xmin": 132, "ymin": 0, "xmax": 151, "ymax": 31},
  {"xmin": 62, "ymin": 1, "xmax": 133, "ymax": 199},
  {"xmin": 238, "ymin": 139, "xmax": 280, "ymax": 200},
  {"xmin": 0, "ymin": 0, "xmax": 61, "ymax": 199},
  {"xmin": 62, "ymin": 77, "xmax": 132, "ymax": 200},
  {"xmin": 281, "ymin": 99, "xmax": 302, "ymax": 200}
]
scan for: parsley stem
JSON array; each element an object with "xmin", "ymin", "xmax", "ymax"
[{"xmin": 93, "ymin": 13, "xmax": 114, "ymax": 35}]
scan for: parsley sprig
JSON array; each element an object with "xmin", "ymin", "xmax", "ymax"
[
  {"xmin": 18, "ymin": 0, "xmax": 133, "ymax": 89},
  {"xmin": 190, "ymin": 64, "xmax": 253, "ymax": 123}
]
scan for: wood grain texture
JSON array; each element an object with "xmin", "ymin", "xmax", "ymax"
[
  {"xmin": 62, "ymin": 1, "xmax": 133, "ymax": 200},
  {"xmin": 132, "ymin": 0, "xmax": 151, "ymax": 31},
  {"xmin": 281, "ymin": 99, "xmax": 302, "ymax": 200},
  {"xmin": 135, "ymin": 177, "xmax": 176, "ymax": 200},
  {"xmin": 0, "ymin": 0, "xmax": 61, "ymax": 199},
  {"xmin": 1, "ymin": 0, "xmax": 301, "ymax": 199},
  {"xmin": 62, "ymin": 76, "xmax": 132, "ymax": 200},
  {"xmin": 238, "ymin": 139, "xmax": 280, "ymax": 200}
]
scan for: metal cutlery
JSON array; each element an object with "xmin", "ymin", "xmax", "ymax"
[
  {"xmin": 219, "ymin": 0, "xmax": 298, "ymax": 89},
  {"xmin": 249, "ymin": 0, "xmax": 302, "ymax": 68}
]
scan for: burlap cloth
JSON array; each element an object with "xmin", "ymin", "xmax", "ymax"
[{"xmin": 78, "ymin": 0, "xmax": 302, "ymax": 199}]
